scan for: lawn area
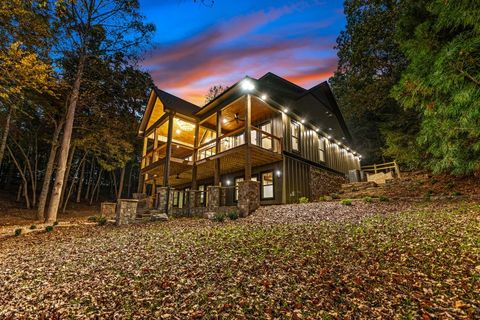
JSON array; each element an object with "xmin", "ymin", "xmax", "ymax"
[{"xmin": 0, "ymin": 200, "xmax": 479, "ymax": 319}]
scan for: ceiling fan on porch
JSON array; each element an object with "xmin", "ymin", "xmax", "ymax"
[{"xmin": 222, "ymin": 112, "xmax": 245, "ymax": 125}]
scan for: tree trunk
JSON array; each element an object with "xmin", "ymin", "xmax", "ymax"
[
  {"xmin": 7, "ymin": 145, "xmax": 30, "ymax": 209},
  {"xmin": 46, "ymin": 54, "xmax": 85, "ymax": 222},
  {"xmin": 126, "ymin": 163, "xmax": 133, "ymax": 198},
  {"xmin": 111, "ymin": 170, "xmax": 118, "ymax": 200},
  {"xmin": 16, "ymin": 183, "xmax": 22, "ymax": 202},
  {"xmin": 59, "ymin": 143, "xmax": 76, "ymax": 207},
  {"xmin": 11, "ymin": 138, "xmax": 36, "ymax": 209},
  {"xmin": 90, "ymin": 168, "xmax": 103, "ymax": 205},
  {"xmin": 76, "ymin": 152, "xmax": 87, "ymax": 203},
  {"xmin": 84, "ymin": 155, "xmax": 95, "ymax": 200},
  {"xmin": 0, "ymin": 105, "xmax": 12, "ymax": 169},
  {"xmin": 117, "ymin": 166, "xmax": 125, "ymax": 200},
  {"xmin": 37, "ymin": 120, "xmax": 63, "ymax": 221},
  {"xmin": 62, "ymin": 152, "xmax": 87, "ymax": 213}
]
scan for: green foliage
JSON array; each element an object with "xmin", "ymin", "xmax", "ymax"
[
  {"xmin": 363, "ymin": 196, "xmax": 373, "ymax": 203},
  {"xmin": 45, "ymin": 226, "xmax": 54, "ymax": 232},
  {"xmin": 299, "ymin": 197, "xmax": 309, "ymax": 204},
  {"xmin": 227, "ymin": 211, "xmax": 238, "ymax": 221},
  {"xmin": 379, "ymin": 195, "xmax": 389, "ymax": 202},
  {"xmin": 213, "ymin": 212, "xmax": 225, "ymax": 223},
  {"xmin": 97, "ymin": 217, "xmax": 107, "ymax": 226},
  {"xmin": 341, "ymin": 199, "xmax": 353, "ymax": 206},
  {"xmin": 88, "ymin": 216, "xmax": 99, "ymax": 222},
  {"xmin": 451, "ymin": 191, "xmax": 462, "ymax": 197},
  {"xmin": 30, "ymin": 224, "xmax": 37, "ymax": 230},
  {"xmin": 14, "ymin": 228, "xmax": 22, "ymax": 236},
  {"xmin": 318, "ymin": 196, "xmax": 327, "ymax": 201},
  {"xmin": 392, "ymin": 0, "xmax": 480, "ymax": 175}
]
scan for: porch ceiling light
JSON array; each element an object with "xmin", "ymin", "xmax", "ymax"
[
  {"xmin": 176, "ymin": 129, "xmax": 181, "ymax": 134},
  {"xmin": 315, "ymin": 128, "xmax": 320, "ymax": 132},
  {"xmin": 327, "ymin": 135, "xmax": 332, "ymax": 139},
  {"xmin": 301, "ymin": 119, "xmax": 305, "ymax": 124},
  {"xmin": 260, "ymin": 94, "xmax": 268, "ymax": 100},
  {"xmin": 283, "ymin": 107, "xmax": 289, "ymax": 113},
  {"xmin": 222, "ymin": 118, "xmax": 228, "ymax": 124},
  {"xmin": 176, "ymin": 118, "xmax": 194, "ymax": 131},
  {"xmin": 241, "ymin": 79, "xmax": 255, "ymax": 91}
]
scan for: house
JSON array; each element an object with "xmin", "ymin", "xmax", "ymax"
[{"xmin": 137, "ymin": 73, "xmax": 361, "ymax": 214}]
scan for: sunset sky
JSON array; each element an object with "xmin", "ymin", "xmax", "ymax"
[{"xmin": 140, "ymin": 0, "xmax": 346, "ymax": 105}]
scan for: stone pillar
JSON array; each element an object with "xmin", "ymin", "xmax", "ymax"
[
  {"xmin": 207, "ymin": 186, "xmax": 221, "ymax": 211},
  {"xmin": 115, "ymin": 199, "xmax": 139, "ymax": 226},
  {"xmin": 100, "ymin": 202, "xmax": 116, "ymax": 219},
  {"xmin": 188, "ymin": 190, "xmax": 198, "ymax": 209},
  {"xmin": 237, "ymin": 180, "xmax": 260, "ymax": 217},
  {"xmin": 156, "ymin": 187, "xmax": 172, "ymax": 213}
]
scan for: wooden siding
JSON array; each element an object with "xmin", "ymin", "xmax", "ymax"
[
  {"xmin": 284, "ymin": 155, "xmax": 310, "ymax": 203},
  {"xmin": 282, "ymin": 113, "xmax": 360, "ymax": 174}
]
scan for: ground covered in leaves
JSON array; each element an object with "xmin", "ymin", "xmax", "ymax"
[{"xmin": 1, "ymin": 200, "xmax": 479, "ymax": 319}]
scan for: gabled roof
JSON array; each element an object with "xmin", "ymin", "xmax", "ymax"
[{"xmin": 152, "ymin": 87, "xmax": 200, "ymax": 116}]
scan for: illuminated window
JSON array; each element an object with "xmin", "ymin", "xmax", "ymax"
[
  {"xmin": 260, "ymin": 121, "xmax": 272, "ymax": 150},
  {"xmin": 261, "ymin": 171, "xmax": 274, "ymax": 199},
  {"xmin": 291, "ymin": 121, "xmax": 300, "ymax": 152}
]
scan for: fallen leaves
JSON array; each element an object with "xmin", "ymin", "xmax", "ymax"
[{"xmin": 0, "ymin": 200, "xmax": 479, "ymax": 318}]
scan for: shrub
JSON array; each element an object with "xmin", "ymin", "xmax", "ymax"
[
  {"xmin": 363, "ymin": 196, "xmax": 373, "ymax": 203},
  {"xmin": 45, "ymin": 225, "xmax": 54, "ymax": 232},
  {"xmin": 331, "ymin": 193, "xmax": 340, "ymax": 199},
  {"xmin": 53, "ymin": 221, "xmax": 59, "ymax": 226},
  {"xmin": 97, "ymin": 217, "xmax": 107, "ymax": 226},
  {"xmin": 299, "ymin": 197, "xmax": 309, "ymax": 204},
  {"xmin": 14, "ymin": 228, "xmax": 22, "ymax": 236},
  {"xmin": 424, "ymin": 190, "xmax": 433, "ymax": 201},
  {"xmin": 340, "ymin": 199, "xmax": 352, "ymax": 206},
  {"xmin": 379, "ymin": 195, "xmax": 389, "ymax": 202},
  {"xmin": 88, "ymin": 216, "xmax": 98, "ymax": 222},
  {"xmin": 318, "ymin": 196, "xmax": 326, "ymax": 201},
  {"xmin": 213, "ymin": 212, "xmax": 225, "ymax": 222},
  {"xmin": 227, "ymin": 211, "xmax": 239, "ymax": 220},
  {"xmin": 30, "ymin": 224, "xmax": 37, "ymax": 230}
]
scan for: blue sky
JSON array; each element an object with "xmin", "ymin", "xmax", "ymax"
[{"xmin": 139, "ymin": 0, "xmax": 346, "ymax": 105}]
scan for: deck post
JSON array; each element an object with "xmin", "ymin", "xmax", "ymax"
[
  {"xmin": 192, "ymin": 123, "xmax": 199, "ymax": 190},
  {"xmin": 214, "ymin": 110, "xmax": 221, "ymax": 185},
  {"xmin": 153, "ymin": 126, "xmax": 158, "ymax": 162},
  {"xmin": 244, "ymin": 94, "xmax": 252, "ymax": 180},
  {"xmin": 162, "ymin": 113, "xmax": 174, "ymax": 214}
]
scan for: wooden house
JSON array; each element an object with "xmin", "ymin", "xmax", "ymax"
[{"xmin": 138, "ymin": 73, "xmax": 361, "ymax": 210}]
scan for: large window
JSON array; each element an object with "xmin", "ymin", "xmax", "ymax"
[
  {"xmin": 291, "ymin": 121, "xmax": 300, "ymax": 152},
  {"xmin": 261, "ymin": 171, "xmax": 274, "ymax": 199},
  {"xmin": 260, "ymin": 121, "xmax": 272, "ymax": 150},
  {"xmin": 318, "ymin": 136, "xmax": 325, "ymax": 162}
]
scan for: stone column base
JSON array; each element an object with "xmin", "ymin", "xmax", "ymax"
[
  {"xmin": 207, "ymin": 186, "xmax": 221, "ymax": 211},
  {"xmin": 101, "ymin": 202, "xmax": 116, "ymax": 218},
  {"xmin": 115, "ymin": 199, "xmax": 139, "ymax": 226}
]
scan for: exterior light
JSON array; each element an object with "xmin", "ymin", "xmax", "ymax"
[
  {"xmin": 226, "ymin": 179, "xmax": 231, "ymax": 186},
  {"xmin": 301, "ymin": 119, "xmax": 305, "ymax": 124},
  {"xmin": 327, "ymin": 135, "xmax": 332, "ymax": 139},
  {"xmin": 176, "ymin": 129, "xmax": 181, "ymax": 134},
  {"xmin": 315, "ymin": 128, "xmax": 319, "ymax": 132},
  {"xmin": 275, "ymin": 170, "xmax": 281, "ymax": 177},
  {"xmin": 283, "ymin": 107, "xmax": 289, "ymax": 113},
  {"xmin": 241, "ymin": 79, "xmax": 255, "ymax": 91},
  {"xmin": 261, "ymin": 94, "xmax": 267, "ymax": 100}
]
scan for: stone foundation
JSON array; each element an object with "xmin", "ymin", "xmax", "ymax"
[
  {"xmin": 309, "ymin": 168, "xmax": 347, "ymax": 200},
  {"xmin": 100, "ymin": 202, "xmax": 116, "ymax": 218},
  {"xmin": 115, "ymin": 199, "xmax": 139, "ymax": 226},
  {"xmin": 207, "ymin": 186, "xmax": 221, "ymax": 211},
  {"xmin": 237, "ymin": 180, "xmax": 260, "ymax": 217},
  {"xmin": 156, "ymin": 187, "xmax": 173, "ymax": 213}
]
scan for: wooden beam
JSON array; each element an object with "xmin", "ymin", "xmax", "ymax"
[
  {"xmin": 192, "ymin": 123, "xmax": 199, "ymax": 190},
  {"xmin": 214, "ymin": 110, "xmax": 221, "ymax": 185},
  {"xmin": 153, "ymin": 127, "xmax": 158, "ymax": 162},
  {"xmin": 245, "ymin": 94, "xmax": 252, "ymax": 180},
  {"xmin": 163, "ymin": 113, "xmax": 174, "ymax": 186}
]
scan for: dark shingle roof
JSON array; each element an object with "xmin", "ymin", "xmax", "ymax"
[{"xmin": 153, "ymin": 86, "xmax": 200, "ymax": 116}]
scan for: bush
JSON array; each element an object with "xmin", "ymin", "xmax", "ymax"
[
  {"xmin": 340, "ymin": 199, "xmax": 352, "ymax": 206},
  {"xmin": 363, "ymin": 196, "xmax": 373, "ymax": 203},
  {"xmin": 227, "ymin": 211, "xmax": 239, "ymax": 220},
  {"xmin": 97, "ymin": 217, "xmax": 107, "ymax": 226},
  {"xmin": 53, "ymin": 221, "xmax": 59, "ymax": 226},
  {"xmin": 213, "ymin": 212, "xmax": 225, "ymax": 222},
  {"xmin": 30, "ymin": 224, "xmax": 37, "ymax": 230},
  {"xmin": 379, "ymin": 195, "xmax": 389, "ymax": 202},
  {"xmin": 424, "ymin": 190, "xmax": 433, "ymax": 201},
  {"xmin": 88, "ymin": 216, "xmax": 99, "ymax": 222},
  {"xmin": 14, "ymin": 228, "xmax": 22, "ymax": 236},
  {"xmin": 45, "ymin": 225, "xmax": 54, "ymax": 232},
  {"xmin": 451, "ymin": 191, "xmax": 462, "ymax": 196},
  {"xmin": 299, "ymin": 197, "xmax": 309, "ymax": 204},
  {"xmin": 331, "ymin": 193, "xmax": 340, "ymax": 199}
]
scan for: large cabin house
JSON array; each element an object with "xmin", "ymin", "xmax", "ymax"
[{"xmin": 138, "ymin": 73, "xmax": 361, "ymax": 214}]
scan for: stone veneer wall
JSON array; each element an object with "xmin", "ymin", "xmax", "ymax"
[
  {"xmin": 115, "ymin": 199, "xmax": 139, "ymax": 226},
  {"xmin": 237, "ymin": 180, "xmax": 260, "ymax": 217},
  {"xmin": 101, "ymin": 202, "xmax": 116, "ymax": 218},
  {"xmin": 309, "ymin": 168, "xmax": 347, "ymax": 200}
]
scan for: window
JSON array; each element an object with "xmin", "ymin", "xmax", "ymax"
[
  {"xmin": 261, "ymin": 171, "xmax": 274, "ymax": 199},
  {"xmin": 234, "ymin": 177, "xmax": 243, "ymax": 201},
  {"xmin": 173, "ymin": 191, "xmax": 179, "ymax": 207},
  {"xmin": 260, "ymin": 121, "xmax": 272, "ymax": 150},
  {"xmin": 291, "ymin": 121, "xmax": 300, "ymax": 152},
  {"xmin": 318, "ymin": 136, "xmax": 325, "ymax": 162}
]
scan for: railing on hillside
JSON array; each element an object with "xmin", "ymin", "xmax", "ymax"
[{"xmin": 361, "ymin": 160, "xmax": 401, "ymax": 178}]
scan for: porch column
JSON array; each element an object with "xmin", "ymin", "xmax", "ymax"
[
  {"xmin": 244, "ymin": 94, "xmax": 252, "ymax": 180},
  {"xmin": 153, "ymin": 126, "xmax": 158, "ymax": 162},
  {"xmin": 163, "ymin": 113, "xmax": 174, "ymax": 187},
  {"xmin": 214, "ymin": 110, "xmax": 221, "ymax": 185},
  {"xmin": 192, "ymin": 123, "xmax": 199, "ymax": 190}
]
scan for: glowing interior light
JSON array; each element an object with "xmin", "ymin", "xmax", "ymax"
[
  {"xmin": 241, "ymin": 79, "xmax": 255, "ymax": 91},
  {"xmin": 222, "ymin": 118, "xmax": 228, "ymax": 124},
  {"xmin": 176, "ymin": 129, "xmax": 181, "ymax": 134}
]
